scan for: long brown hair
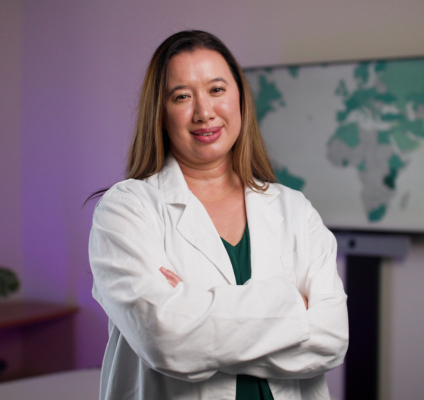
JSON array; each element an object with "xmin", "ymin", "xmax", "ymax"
[
  {"xmin": 87, "ymin": 30, "xmax": 274, "ymax": 203},
  {"xmin": 127, "ymin": 30, "xmax": 274, "ymax": 191}
]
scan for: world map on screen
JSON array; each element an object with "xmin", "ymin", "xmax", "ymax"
[{"xmin": 244, "ymin": 59, "xmax": 424, "ymax": 231}]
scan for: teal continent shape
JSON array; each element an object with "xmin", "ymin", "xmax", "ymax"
[
  {"xmin": 254, "ymin": 74, "xmax": 285, "ymax": 123},
  {"xmin": 274, "ymin": 167, "xmax": 306, "ymax": 191},
  {"xmin": 251, "ymin": 71, "xmax": 306, "ymax": 192},
  {"xmin": 328, "ymin": 60, "xmax": 424, "ymax": 222}
]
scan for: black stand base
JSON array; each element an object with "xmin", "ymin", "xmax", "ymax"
[{"xmin": 345, "ymin": 256, "xmax": 381, "ymax": 400}]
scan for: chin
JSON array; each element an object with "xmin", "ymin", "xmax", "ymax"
[{"xmin": 194, "ymin": 148, "xmax": 232, "ymax": 164}]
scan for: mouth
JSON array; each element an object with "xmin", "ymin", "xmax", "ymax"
[
  {"xmin": 190, "ymin": 126, "xmax": 223, "ymax": 144},
  {"xmin": 191, "ymin": 126, "xmax": 223, "ymax": 136},
  {"xmin": 195, "ymin": 132, "xmax": 214, "ymax": 136}
]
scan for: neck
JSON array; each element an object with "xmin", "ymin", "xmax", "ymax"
[{"xmin": 172, "ymin": 152, "xmax": 242, "ymax": 202}]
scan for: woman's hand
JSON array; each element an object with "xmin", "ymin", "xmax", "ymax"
[{"xmin": 160, "ymin": 267, "xmax": 183, "ymax": 288}]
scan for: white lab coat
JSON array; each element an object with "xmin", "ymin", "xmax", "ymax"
[{"xmin": 89, "ymin": 155, "xmax": 348, "ymax": 400}]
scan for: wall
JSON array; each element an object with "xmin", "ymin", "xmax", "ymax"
[
  {"xmin": 2, "ymin": 1, "xmax": 424, "ymax": 399},
  {"xmin": 0, "ymin": 0, "xmax": 23, "ymax": 296}
]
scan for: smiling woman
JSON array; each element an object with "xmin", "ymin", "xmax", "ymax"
[{"xmin": 89, "ymin": 30, "xmax": 348, "ymax": 400}]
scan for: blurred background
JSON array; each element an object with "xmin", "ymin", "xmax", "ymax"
[{"xmin": 1, "ymin": 1, "xmax": 424, "ymax": 399}]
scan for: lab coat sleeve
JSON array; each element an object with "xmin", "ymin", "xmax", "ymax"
[
  {"xmin": 220, "ymin": 199, "xmax": 349, "ymax": 379},
  {"xmin": 89, "ymin": 188, "xmax": 310, "ymax": 382}
]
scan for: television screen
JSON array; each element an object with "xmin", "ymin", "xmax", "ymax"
[{"xmin": 244, "ymin": 58, "xmax": 424, "ymax": 233}]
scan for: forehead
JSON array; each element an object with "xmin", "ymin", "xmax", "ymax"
[{"xmin": 166, "ymin": 49, "xmax": 234, "ymax": 86}]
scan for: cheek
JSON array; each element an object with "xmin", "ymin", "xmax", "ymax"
[
  {"xmin": 219, "ymin": 97, "xmax": 241, "ymax": 130},
  {"xmin": 165, "ymin": 107, "xmax": 191, "ymax": 137}
]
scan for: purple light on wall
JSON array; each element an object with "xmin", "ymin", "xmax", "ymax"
[{"xmin": 20, "ymin": 1, "xmax": 135, "ymax": 368}]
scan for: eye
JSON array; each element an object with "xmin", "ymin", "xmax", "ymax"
[
  {"xmin": 211, "ymin": 87, "xmax": 225, "ymax": 94},
  {"xmin": 175, "ymin": 94, "xmax": 189, "ymax": 101}
]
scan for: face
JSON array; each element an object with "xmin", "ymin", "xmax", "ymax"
[{"xmin": 164, "ymin": 49, "xmax": 242, "ymax": 168}]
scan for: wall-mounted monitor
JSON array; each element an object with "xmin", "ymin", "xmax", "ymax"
[{"xmin": 244, "ymin": 58, "xmax": 424, "ymax": 233}]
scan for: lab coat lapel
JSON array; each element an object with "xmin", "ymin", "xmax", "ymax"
[
  {"xmin": 160, "ymin": 155, "xmax": 236, "ymax": 285},
  {"xmin": 245, "ymin": 185, "xmax": 284, "ymax": 280},
  {"xmin": 177, "ymin": 195, "xmax": 236, "ymax": 285}
]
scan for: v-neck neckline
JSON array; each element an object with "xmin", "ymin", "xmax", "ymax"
[{"xmin": 220, "ymin": 224, "xmax": 248, "ymax": 248}]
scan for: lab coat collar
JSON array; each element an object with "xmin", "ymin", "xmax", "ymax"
[
  {"xmin": 159, "ymin": 154, "xmax": 192, "ymax": 205},
  {"xmin": 159, "ymin": 154, "xmax": 236, "ymax": 283},
  {"xmin": 245, "ymin": 185, "xmax": 284, "ymax": 280},
  {"xmin": 158, "ymin": 154, "xmax": 284, "ymax": 284}
]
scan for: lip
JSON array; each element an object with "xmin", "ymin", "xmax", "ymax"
[
  {"xmin": 191, "ymin": 126, "xmax": 223, "ymax": 135},
  {"xmin": 190, "ymin": 126, "xmax": 223, "ymax": 144}
]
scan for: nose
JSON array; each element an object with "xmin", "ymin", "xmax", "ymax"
[{"xmin": 193, "ymin": 94, "xmax": 216, "ymax": 123}]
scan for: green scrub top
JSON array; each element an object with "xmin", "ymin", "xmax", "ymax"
[{"xmin": 221, "ymin": 225, "xmax": 274, "ymax": 400}]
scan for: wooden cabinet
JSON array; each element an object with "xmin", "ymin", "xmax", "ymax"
[{"xmin": 0, "ymin": 301, "xmax": 78, "ymax": 382}]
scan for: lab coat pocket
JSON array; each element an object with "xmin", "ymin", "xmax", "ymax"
[{"xmin": 280, "ymin": 252, "xmax": 297, "ymax": 287}]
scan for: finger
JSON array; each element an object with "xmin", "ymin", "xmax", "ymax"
[
  {"xmin": 165, "ymin": 274, "xmax": 179, "ymax": 288},
  {"xmin": 160, "ymin": 267, "xmax": 183, "ymax": 287},
  {"xmin": 166, "ymin": 277, "xmax": 178, "ymax": 288},
  {"xmin": 160, "ymin": 268, "xmax": 177, "ymax": 287},
  {"xmin": 160, "ymin": 267, "xmax": 183, "ymax": 282}
]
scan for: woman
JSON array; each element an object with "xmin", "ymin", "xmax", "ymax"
[{"xmin": 89, "ymin": 30, "xmax": 348, "ymax": 400}]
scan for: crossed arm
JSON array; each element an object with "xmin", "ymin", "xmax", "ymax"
[
  {"xmin": 160, "ymin": 267, "xmax": 309, "ymax": 309},
  {"xmin": 90, "ymin": 191, "xmax": 348, "ymax": 382}
]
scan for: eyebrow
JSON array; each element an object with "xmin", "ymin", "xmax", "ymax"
[{"xmin": 168, "ymin": 77, "xmax": 228, "ymax": 96}]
